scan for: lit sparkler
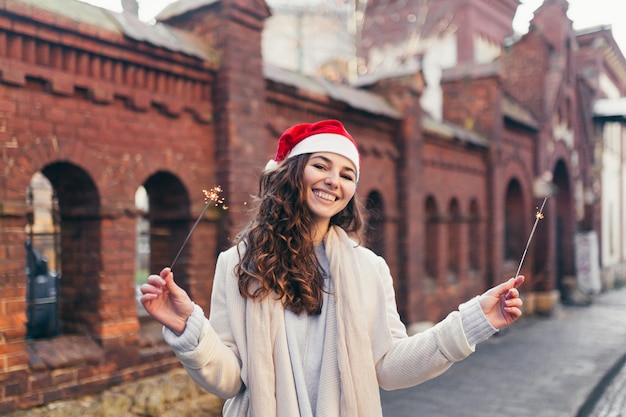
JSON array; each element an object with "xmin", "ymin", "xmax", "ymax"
[
  {"xmin": 514, "ymin": 197, "xmax": 548, "ymax": 279},
  {"xmin": 170, "ymin": 186, "xmax": 225, "ymax": 269}
]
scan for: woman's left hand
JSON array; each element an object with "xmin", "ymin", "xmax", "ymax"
[{"xmin": 478, "ymin": 275, "xmax": 525, "ymax": 329}]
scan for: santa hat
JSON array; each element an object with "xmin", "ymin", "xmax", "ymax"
[{"xmin": 265, "ymin": 120, "xmax": 360, "ymax": 181}]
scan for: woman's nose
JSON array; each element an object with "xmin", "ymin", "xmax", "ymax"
[{"xmin": 325, "ymin": 171, "xmax": 339, "ymax": 188}]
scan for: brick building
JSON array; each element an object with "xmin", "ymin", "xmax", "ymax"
[{"xmin": 0, "ymin": 0, "xmax": 624, "ymax": 413}]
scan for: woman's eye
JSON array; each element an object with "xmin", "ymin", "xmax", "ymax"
[
  {"xmin": 313, "ymin": 163, "xmax": 326, "ymax": 170},
  {"xmin": 341, "ymin": 174, "xmax": 355, "ymax": 181}
]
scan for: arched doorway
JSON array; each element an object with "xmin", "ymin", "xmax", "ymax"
[{"xmin": 553, "ymin": 160, "xmax": 575, "ymax": 298}]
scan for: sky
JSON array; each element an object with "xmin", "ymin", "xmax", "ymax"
[{"xmin": 80, "ymin": 0, "xmax": 626, "ymax": 56}]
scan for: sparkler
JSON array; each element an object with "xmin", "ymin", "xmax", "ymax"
[
  {"xmin": 170, "ymin": 186, "xmax": 226, "ymax": 269},
  {"xmin": 514, "ymin": 197, "xmax": 547, "ymax": 279}
]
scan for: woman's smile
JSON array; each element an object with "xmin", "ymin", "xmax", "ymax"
[{"xmin": 312, "ymin": 189, "xmax": 338, "ymax": 202}]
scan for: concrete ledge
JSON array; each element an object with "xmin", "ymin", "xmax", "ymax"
[{"xmin": 6, "ymin": 368, "xmax": 225, "ymax": 417}]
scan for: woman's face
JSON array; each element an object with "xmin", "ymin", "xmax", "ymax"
[{"xmin": 303, "ymin": 152, "xmax": 357, "ymax": 237}]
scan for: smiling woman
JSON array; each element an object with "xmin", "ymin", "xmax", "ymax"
[{"xmin": 139, "ymin": 119, "xmax": 526, "ymax": 417}]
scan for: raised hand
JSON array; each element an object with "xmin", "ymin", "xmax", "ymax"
[
  {"xmin": 478, "ymin": 275, "xmax": 525, "ymax": 329},
  {"xmin": 140, "ymin": 267, "xmax": 194, "ymax": 335}
]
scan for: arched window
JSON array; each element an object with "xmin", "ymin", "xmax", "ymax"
[
  {"xmin": 447, "ymin": 198, "xmax": 461, "ymax": 282},
  {"xmin": 143, "ymin": 172, "xmax": 192, "ymax": 296},
  {"xmin": 35, "ymin": 162, "xmax": 102, "ymax": 337},
  {"xmin": 505, "ymin": 179, "xmax": 524, "ymax": 261},
  {"xmin": 424, "ymin": 196, "xmax": 439, "ymax": 281},
  {"xmin": 468, "ymin": 199, "xmax": 481, "ymax": 276},
  {"xmin": 25, "ymin": 172, "xmax": 60, "ymax": 339},
  {"xmin": 365, "ymin": 191, "xmax": 385, "ymax": 257}
]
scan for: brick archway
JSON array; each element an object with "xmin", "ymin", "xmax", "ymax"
[{"xmin": 40, "ymin": 161, "xmax": 102, "ymax": 336}]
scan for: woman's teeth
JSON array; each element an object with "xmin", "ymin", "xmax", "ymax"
[{"xmin": 314, "ymin": 190, "xmax": 336, "ymax": 201}]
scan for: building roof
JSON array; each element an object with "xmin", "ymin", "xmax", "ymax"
[
  {"xmin": 15, "ymin": 0, "xmax": 120, "ymax": 31},
  {"xmin": 155, "ymin": 0, "xmax": 270, "ymax": 22},
  {"xmin": 576, "ymin": 25, "xmax": 626, "ymax": 88},
  {"xmin": 422, "ymin": 116, "xmax": 490, "ymax": 148},
  {"xmin": 155, "ymin": 0, "xmax": 219, "ymax": 21},
  {"xmin": 106, "ymin": 11, "xmax": 216, "ymax": 62},
  {"xmin": 8, "ymin": 0, "xmax": 216, "ymax": 62},
  {"xmin": 503, "ymin": 95, "xmax": 540, "ymax": 130},
  {"xmin": 264, "ymin": 62, "xmax": 402, "ymax": 119},
  {"xmin": 352, "ymin": 67, "xmax": 422, "ymax": 88}
]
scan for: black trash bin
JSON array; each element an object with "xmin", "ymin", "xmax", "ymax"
[{"xmin": 25, "ymin": 240, "xmax": 60, "ymax": 339}]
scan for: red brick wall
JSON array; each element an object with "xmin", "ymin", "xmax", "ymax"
[
  {"xmin": 501, "ymin": 34, "xmax": 551, "ymax": 123},
  {"xmin": 442, "ymin": 72, "xmax": 501, "ymax": 137},
  {"xmin": 417, "ymin": 135, "xmax": 489, "ymax": 321},
  {"xmin": 0, "ymin": 3, "xmax": 218, "ymax": 412}
]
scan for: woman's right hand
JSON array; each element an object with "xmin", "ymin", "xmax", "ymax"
[{"xmin": 140, "ymin": 267, "xmax": 194, "ymax": 335}]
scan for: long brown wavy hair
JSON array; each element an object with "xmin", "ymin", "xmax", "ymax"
[{"xmin": 235, "ymin": 154, "xmax": 363, "ymax": 314}]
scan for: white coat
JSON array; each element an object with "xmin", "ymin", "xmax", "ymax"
[{"xmin": 168, "ymin": 226, "xmax": 481, "ymax": 416}]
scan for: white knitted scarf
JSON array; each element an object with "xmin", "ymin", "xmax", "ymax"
[{"xmin": 244, "ymin": 226, "xmax": 383, "ymax": 417}]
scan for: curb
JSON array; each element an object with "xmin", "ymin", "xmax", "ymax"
[{"xmin": 575, "ymin": 351, "xmax": 626, "ymax": 417}]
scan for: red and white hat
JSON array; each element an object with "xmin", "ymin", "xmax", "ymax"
[{"xmin": 266, "ymin": 120, "xmax": 360, "ymax": 181}]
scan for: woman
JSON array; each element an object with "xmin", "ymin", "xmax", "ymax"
[{"xmin": 140, "ymin": 119, "xmax": 524, "ymax": 417}]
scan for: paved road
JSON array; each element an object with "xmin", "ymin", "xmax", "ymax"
[{"xmin": 380, "ymin": 285, "xmax": 626, "ymax": 417}]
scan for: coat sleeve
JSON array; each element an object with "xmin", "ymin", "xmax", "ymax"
[
  {"xmin": 169, "ymin": 250, "xmax": 244, "ymax": 398},
  {"xmin": 371, "ymin": 256, "xmax": 475, "ymax": 391}
]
